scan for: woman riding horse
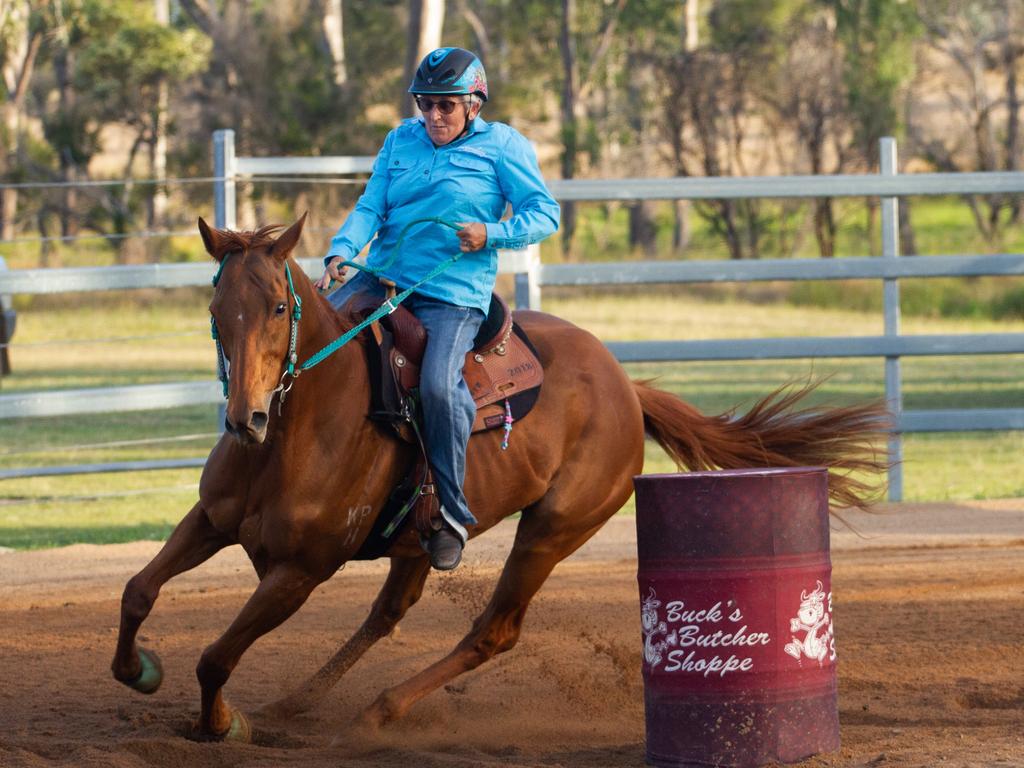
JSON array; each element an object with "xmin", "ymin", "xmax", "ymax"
[
  {"xmin": 315, "ymin": 47, "xmax": 560, "ymax": 571},
  {"xmin": 110, "ymin": 212, "xmax": 888, "ymax": 742}
]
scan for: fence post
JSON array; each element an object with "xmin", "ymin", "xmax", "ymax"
[
  {"xmin": 879, "ymin": 137, "xmax": 904, "ymax": 502},
  {"xmin": 212, "ymin": 130, "xmax": 237, "ymax": 431},
  {"xmin": 514, "ymin": 243, "xmax": 542, "ymax": 310},
  {"xmin": 0, "ymin": 256, "xmax": 14, "ymax": 378},
  {"xmin": 213, "ymin": 129, "xmax": 237, "ymax": 230}
]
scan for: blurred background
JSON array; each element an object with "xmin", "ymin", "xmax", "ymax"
[{"xmin": 0, "ymin": 1, "xmax": 1022, "ymax": 548}]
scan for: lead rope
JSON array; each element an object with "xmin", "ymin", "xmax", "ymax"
[{"xmin": 211, "ymin": 256, "xmax": 231, "ymax": 398}]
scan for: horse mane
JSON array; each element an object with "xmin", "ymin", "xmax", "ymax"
[{"xmin": 211, "ymin": 225, "xmax": 283, "ymax": 261}]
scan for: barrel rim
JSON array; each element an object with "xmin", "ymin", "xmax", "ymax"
[{"xmin": 634, "ymin": 466, "xmax": 828, "ymax": 483}]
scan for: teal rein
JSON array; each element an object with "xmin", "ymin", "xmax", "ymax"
[{"xmin": 210, "ymin": 216, "xmax": 464, "ymax": 401}]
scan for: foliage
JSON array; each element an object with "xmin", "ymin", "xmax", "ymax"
[
  {"xmin": 72, "ymin": 2, "xmax": 208, "ymax": 129},
  {"xmin": 2, "ymin": 1, "xmax": 1021, "ymax": 256},
  {"xmin": 827, "ymin": 0, "xmax": 921, "ymax": 164}
]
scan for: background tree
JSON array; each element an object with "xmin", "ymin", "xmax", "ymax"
[
  {"xmin": 72, "ymin": 0, "xmax": 208, "ymax": 260},
  {"xmin": 402, "ymin": 0, "xmax": 445, "ymax": 117},
  {"xmin": 0, "ymin": 1, "xmax": 45, "ymax": 241},
  {"xmin": 657, "ymin": 0, "xmax": 797, "ymax": 259},
  {"xmin": 766, "ymin": 5, "xmax": 851, "ymax": 257},
  {"xmin": 829, "ymin": 0, "xmax": 920, "ymax": 255},
  {"xmin": 911, "ymin": 0, "xmax": 1024, "ymax": 244}
]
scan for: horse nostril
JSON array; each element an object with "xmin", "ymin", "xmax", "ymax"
[
  {"xmin": 224, "ymin": 417, "xmax": 238, "ymax": 435},
  {"xmin": 250, "ymin": 411, "xmax": 269, "ymax": 432}
]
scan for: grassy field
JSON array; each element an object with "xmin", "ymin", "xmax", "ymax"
[{"xmin": 1, "ymin": 285, "xmax": 1022, "ymax": 550}]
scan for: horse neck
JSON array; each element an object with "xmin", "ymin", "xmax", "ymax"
[{"xmin": 280, "ymin": 261, "xmax": 377, "ymax": 444}]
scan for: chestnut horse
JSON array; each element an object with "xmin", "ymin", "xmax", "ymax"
[{"xmin": 110, "ymin": 215, "xmax": 888, "ymax": 741}]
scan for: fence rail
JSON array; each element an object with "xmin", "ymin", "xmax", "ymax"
[{"xmin": 2, "ymin": 132, "xmax": 1023, "ymax": 500}]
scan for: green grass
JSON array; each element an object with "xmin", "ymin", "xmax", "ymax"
[
  {"xmin": 2, "ymin": 242, "xmax": 1023, "ymax": 549},
  {"xmin": 0, "ymin": 468, "xmax": 198, "ymax": 549}
]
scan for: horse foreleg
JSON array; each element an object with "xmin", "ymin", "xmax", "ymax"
[
  {"xmin": 358, "ymin": 520, "xmax": 605, "ymax": 729},
  {"xmin": 193, "ymin": 561, "xmax": 321, "ymax": 741},
  {"xmin": 112, "ymin": 502, "xmax": 230, "ymax": 693},
  {"xmin": 262, "ymin": 554, "xmax": 432, "ymax": 719}
]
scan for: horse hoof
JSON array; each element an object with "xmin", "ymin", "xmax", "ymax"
[
  {"xmin": 123, "ymin": 648, "xmax": 163, "ymax": 694},
  {"xmin": 355, "ymin": 700, "xmax": 391, "ymax": 731},
  {"xmin": 190, "ymin": 709, "xmax": 252, "ymax": 743},
  {"xmin": 223, "ymin": 710, "xmax": 252, "ymax": 743}
]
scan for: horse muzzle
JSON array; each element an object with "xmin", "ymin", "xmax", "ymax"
[{"xmin": 224, "ymin": 408, "xmax": 270, "ymax": 445}]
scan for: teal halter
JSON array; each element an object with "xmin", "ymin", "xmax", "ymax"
[{"xmin": 210, "ymin": 217, "xmax": 464, "ymax": 406}]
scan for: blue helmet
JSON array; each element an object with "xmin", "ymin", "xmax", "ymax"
[{"xmin": 409, "ymin": 47, "xmax": 488, "ymax": 102}]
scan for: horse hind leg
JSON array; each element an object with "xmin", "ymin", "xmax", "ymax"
[
  {"xmin": 357, "ymin": 485, "xmax": 631, "ymax": 729},
  {"xmin": 111, "ymin": 502, "xmax": 230, "ymax": 694},
  {"xmin": 261, "ymin": 554, "xmax": 432, "ymax": 719}
]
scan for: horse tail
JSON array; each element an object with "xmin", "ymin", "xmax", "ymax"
[{"xmin": 632, "ymin": 379, "xmax": 892, "ymax": 511}]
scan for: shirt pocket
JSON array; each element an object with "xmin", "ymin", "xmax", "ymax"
[
  {"xmin": 448, "ymin": 151, "xmax": 492, "ymax": 173},
  {"xmin": 388, "ymin": 154, "xmax": 416, "ymax": 173},
  {"xmin": 385, "ymin": 151, "xmax": 420, "ymax": 207},
  {"xmin": 446, "ymin": 151, "xmax": 502, "ymax": 210}
]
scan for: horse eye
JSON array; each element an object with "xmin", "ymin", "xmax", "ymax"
[{"xmin": 275, "ymin": 302, "xmax": 287, "ymax": 315}]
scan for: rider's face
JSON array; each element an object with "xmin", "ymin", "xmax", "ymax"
[{"xmin": 418, "ymin": 97, "xmax": 479, "ymax": 146}]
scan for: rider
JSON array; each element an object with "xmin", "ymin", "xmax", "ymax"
[{"xmin": 315, "ymin": 47, "xmax": 560, "ymax": 571}]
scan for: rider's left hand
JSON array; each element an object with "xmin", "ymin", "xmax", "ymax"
[{"xmin": 457, "ymin": 222, "xmax": 487, "ymax": 252}]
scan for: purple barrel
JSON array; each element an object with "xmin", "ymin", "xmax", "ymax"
[{"xmin": 634, "ymin": 468, "xmax": 839, "ymax": 768}]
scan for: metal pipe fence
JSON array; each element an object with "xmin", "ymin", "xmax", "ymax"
[{"xmin": 1, "ymin": 131, "xmax": 1022, "ymax": 501}]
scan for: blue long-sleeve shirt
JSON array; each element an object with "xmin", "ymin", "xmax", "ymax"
[{"xmin": 326, "ymin": 116, "xmax": 560, "ymax": 313}]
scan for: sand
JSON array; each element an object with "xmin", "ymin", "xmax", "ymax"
[{"xmin": 1, "ymin": 500, "xmax": 1022, "ymax": 767}]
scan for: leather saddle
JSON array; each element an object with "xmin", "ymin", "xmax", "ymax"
[
  {"xmin": 347, "ymin": 286, "xmax": 544, "ymax": 561},
  {"xmin": 350, "ymin": 288, "xmax": 544, "ymax": 437}
]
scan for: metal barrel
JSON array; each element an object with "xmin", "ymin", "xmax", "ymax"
[{"xmin": 634, "ymin": 468, "xmax": 839, "ymax": 768}]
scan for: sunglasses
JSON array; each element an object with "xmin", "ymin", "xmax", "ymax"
[{"xmin": 414, "ymin": 96, "xmax": 469, "ymax": 115}]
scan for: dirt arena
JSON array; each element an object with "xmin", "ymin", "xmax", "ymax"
[{"xmin": 1, "ymin": 500, "xmax": 1022, "ymax": 768}]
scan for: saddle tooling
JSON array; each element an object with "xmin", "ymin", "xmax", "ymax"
[{"xmin": 350, "ymin": 288, "xmax": 544, "ymax": 559}]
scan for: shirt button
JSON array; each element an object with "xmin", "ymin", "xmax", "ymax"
[{"xmin": 423, "ymin": 170, "xmax": 428, "ymax": 175}]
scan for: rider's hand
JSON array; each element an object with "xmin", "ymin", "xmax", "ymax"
[
  {"xmin": 457, "ymin": 222, "xmax": 487, "ymax": 252},
  {"xmin": 314, "ymin": 257, "xmax": 347, "ymax": 291}
]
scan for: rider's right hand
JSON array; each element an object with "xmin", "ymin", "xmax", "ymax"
[{"xmin": 314, "ymin": 257, "xmax": 348, "ymax": 292}]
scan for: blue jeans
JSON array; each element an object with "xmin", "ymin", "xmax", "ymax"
[{"xmin": 328, "ymin": 271, "xmax": 485, "ymax": 542}]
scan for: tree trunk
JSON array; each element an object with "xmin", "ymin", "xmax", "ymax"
[
  {"xmin": 673, "ymin": 1, "xmax": 699, "ymax": 253},
  {"xmin": 459, "ymin": 0, "xmax": 490, "ymax": 63},
  {"xmin": 403, "ymin": 0, "xmax": 446, "ymax": 117},
  {"xmin": 627, "ymin": 50, "xmax": 657, "ymax": 257},
  {"xmin": 684, "ymin": 0, "xmax": 699, "ymax": 50},
  {"xmin": 150, "ymin": 0, "xmax": 170, "ymax": 233},
  {"xmin": 322, "ymin": 0, "xmax": 348, "ymax": 87},
  {"xmin": 0, "ymin": 103, "xmax": 19, "ymax": 242},
  {"xmin": 813, "ymin": 199, "xmax": 835, "ymax": 258},
  {"xmin": 0, "ymin": 5, "xmax": 43, "ymax": 241},
  {"xmin": 558, "ymin": 0, "xmax": 578, "ymax": 259},
  {"xmin": 119, "ymin": 134, "xmax": 147, "ymax": 264},
  {"xmin": 53, "ymin": 10, "xmax": 79, "ymax": 240},
  {"xmin": 898, "ymin": 200, "xmax": 917, "ymax": 256},
  {"xmin": 1003, "ymin": 6, "xmax": 1021, "ymax": 222}
]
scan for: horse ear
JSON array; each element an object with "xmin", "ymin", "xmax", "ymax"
[
  {"xmin": 198, "ymin": 217, "xmax": 224, "ymax": 261},
  {"xmin": 270, "ymin": 212, "xmax": 308, "ymax": 262}
]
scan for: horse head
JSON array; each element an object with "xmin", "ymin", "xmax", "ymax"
[{"xmin": 199, "ymin": 213, "xmax": 307, "ymax": 445}]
